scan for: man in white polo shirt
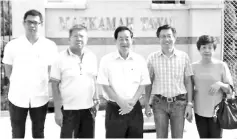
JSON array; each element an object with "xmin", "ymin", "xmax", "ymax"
[
  {"xmin": 97, "ymin": 26, "xmax": 151, "ymax": 138},
  {"xmin": 50, "ymin": 24, "xmax": 98, "ymax": 138},
  {"xmin": 2, "ymin": 9, "xmax": 58, "ymax": 138}
]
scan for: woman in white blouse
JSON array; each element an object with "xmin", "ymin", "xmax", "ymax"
[{"xmin": 192, "ymin": 35, "xmax": 234, "ymax": 138}]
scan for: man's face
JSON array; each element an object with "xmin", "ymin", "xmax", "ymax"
[
  {"xmin": 23, "ymin": 15, "xmax": 42, "ymax": 36},
  {"xmin": 116, "ymin": 30, "xmax": 133, "ymax": 55},
  {"xmin": 159, "ymin": 29, "xmax": 176, "ymax": 50},
  {"xmin": 69, "ymin": 29, "xmax": 88, "ymax": 50}
]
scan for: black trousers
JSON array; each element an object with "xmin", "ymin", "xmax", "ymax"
[
  {"xmin": 9, "ymin": 101, "xmax": 48, "ymax": 138},
  {"xmin": 195, "ymin": 113, "xmax": 223, "ymax": 138},
  {"xmin": 60, "ymin": 108, "xmax": 95, "ymax": 138},
  {"xmin": 105, "ymin": 101, "xmax": 143, "ymax": 138}
]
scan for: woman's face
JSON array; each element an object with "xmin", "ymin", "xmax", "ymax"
[{"xmin": 199, "ymin": 43, "xmax": 215, "ymax": 59}]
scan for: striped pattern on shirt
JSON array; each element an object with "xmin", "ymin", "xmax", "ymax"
[{"xmin": 147, "ymin": 49, "xmax": 193, "ymax": 97}]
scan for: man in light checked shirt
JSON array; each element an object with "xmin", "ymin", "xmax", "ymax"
[{"xmin": 144, "ymin": 24, "xmax": 194, "ymax": 138}]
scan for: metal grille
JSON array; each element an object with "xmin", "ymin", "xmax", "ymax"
[
  {"xmin": 1, "ymin": 0, "xmax": 11, "ymax": 89},
  {"xmin": 1, "ymin": 0, "xmax": 11, "ymax": 110},
  {"xmin": 223, "ymin": 0, "xmax": 237, "ymax": 90}
]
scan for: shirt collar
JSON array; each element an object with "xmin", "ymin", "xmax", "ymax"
[
  {"xmin": 67, "ymin": 48, "xmax": 74, "ymax": 56},
  {"xmin": 114, "ymin": 51, "xmax": 134, "ymax": 60},
  {"xmin": 23, "ymin": 35, "xmax": 42, "ymax": 45},
  {"xmin": 67, "ymin": 47, "xmax": 86, "ymax": 57},
  {"xmin": 158, "ymin": 48, "xmax": 179, "ymax": 57}
]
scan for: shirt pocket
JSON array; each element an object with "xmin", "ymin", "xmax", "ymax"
[{"xmin": 127, "ymin": 67, "xmax": 141, "ymax": 83}]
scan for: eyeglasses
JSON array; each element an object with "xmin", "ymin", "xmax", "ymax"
[
  {"xmin": 159, "ymin": 35, "xmax": 173, "ymax": 39},
  {"xmin": 24, "ymin": 20, "xmax": 42, "ymax": 26}
]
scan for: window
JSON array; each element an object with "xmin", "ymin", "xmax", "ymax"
[
  {"xmin": 152, "ymin": 0, "xmax": 185, "ymax": 4},
  {"xmin": 48, "ymin": 0, "xmax": 87, "ymax": 3},
  {"xmin": 48, "ymin": 0, "xmax": 81, "ymax": 2},
  {"xmin": 46, "ymin": 0, "xmax": 87, "ymax": 9}
]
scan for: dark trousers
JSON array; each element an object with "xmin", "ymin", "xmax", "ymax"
[
  {"xmin": 195, "ymin": 113, "xmax": 223, "ymax": 138},
  {"xmin": 105, "ymin": 101, "xmax": 143, "ymax": 138},
  {"xmin": 60, "ymin": 108, "xmax": 95, "ymax": 138},
  {"xmin": 9, "ymin": 101, "xmax": 48, "ymax": 138}
]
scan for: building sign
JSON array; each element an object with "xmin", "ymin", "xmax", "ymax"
[{"xmin": 59, "ymin": 16, "xmax": 173, "ymax": 31}]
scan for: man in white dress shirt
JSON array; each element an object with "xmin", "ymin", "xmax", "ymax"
[
  {"xmin": 97, "ymin": 26, "xmax": 151, "ymax": 138},
  {"xmin": 2, "ymin": 9, "xmax": 58, "ymax": 138}
]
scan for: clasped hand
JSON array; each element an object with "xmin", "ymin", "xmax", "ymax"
[
  {"xmin": 117, "ymin": 99, "xmax": 136, "ymax": 115},
  {"xmin": 209, "ymin": 81, "xmax": 222, "ymax": 95}
]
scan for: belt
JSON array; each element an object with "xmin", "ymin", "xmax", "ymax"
[
  {"xmin": 108, "ymin": 101, "xmax": 117, "ymax": 105},
  {"xmin": 155, "ymin": 94, "xmax": 186, "ymax": 102}
]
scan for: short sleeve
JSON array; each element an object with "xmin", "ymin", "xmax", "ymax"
[
  {"xmin": 50, "ymin": 55, "xmax": 61, "ymax": 82},
  {"xmin": 140, "ymin": 57, "xmax": 151, "ymax": 85},
  {"xmin": 2, "ymin": 41, "xmax": 14, "ymax": 65},
  {"xmin": 222, "ymin": 62, "xmax": 233, "ymax": 86},
  {"xmin": 184, "ymin": 54, "xmax": 193, "ymax": 76},
  {"xmin": 97, "ymin": 56, "xmax": 109, "ymax": 85}
]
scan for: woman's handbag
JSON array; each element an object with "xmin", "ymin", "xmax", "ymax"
[{"xmin": 213, "ymin": 85, "xmax": 237, "ymax": 129}]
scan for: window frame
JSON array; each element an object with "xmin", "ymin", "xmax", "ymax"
[{"xmin": 45, "ymin": 0, "xmax": 87, "ymax": 9}]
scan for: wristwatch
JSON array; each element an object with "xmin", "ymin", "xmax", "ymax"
[
  {"xmin": 93, "ymin": 99, "xmax": 100, "ymax": 105},
  {"xmin": 187, "ymin": 102, "xmax": 193, "ymax": 108}
]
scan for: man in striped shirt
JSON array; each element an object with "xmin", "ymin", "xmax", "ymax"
[{"xmin": 144, "ymin": 24, "xmax": 194, "ymax": 138}]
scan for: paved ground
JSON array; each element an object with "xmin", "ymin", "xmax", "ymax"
[{"xmin": 1, "ymin": 110, "xmax": 237, "ymax": 139}]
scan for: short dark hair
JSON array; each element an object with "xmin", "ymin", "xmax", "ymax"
[
  {"xmin": 23, "ymin": 9, "xmax": 43, "ymax": 23},
  {"xmin": 114, "ymin": 26, "xmax": 133, "ymax": 40},
  {"xmin": 156, "ymin": 24, "xmax": 176, "ymax": 38},
  {"xmin": 69, "ymin": 24, "xmax": 87, "ymax": 37},
  {"xmin": 196, "ymin": 35, "xmax": 217, "ymax": 50}
]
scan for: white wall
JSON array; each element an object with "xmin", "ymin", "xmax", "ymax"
[
  {"xmin": 11, "ymin": 0, "xmax": 224, "ymax": 97},
  {"xmin": 11, "ymin": 0, "xmax": 223, "ymax": 63},
  {"xmin": 11, "ymin": 0, "xmax": 46, "ymax": 37}
]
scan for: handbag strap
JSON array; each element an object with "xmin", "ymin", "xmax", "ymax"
[
  {"xmin": 222, "ymin": 84, "xmax": 236, "ymax": 99},
  {"xmin": 229, "ymin": 84, "xmax": 235, "ymax": 93}
]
